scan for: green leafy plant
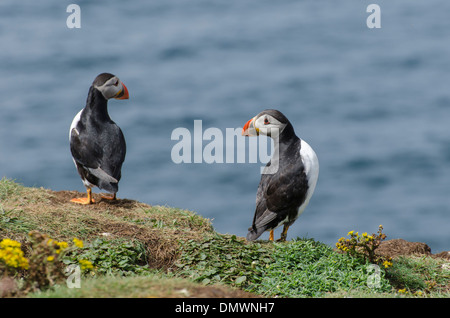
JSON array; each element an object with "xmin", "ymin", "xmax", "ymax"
[
  {"xmin": 255, "ymin": 238, "xmax": 392, "ymax": 297},
  {"xmin": 176, "ymin": 234, "xmax": 273, "ymax": 288},
  {"xmin": 176, "ymin": 235, "xmax": 393, "ymax": 297},
  {"xmin": 63, "ymin": 237, "xmax": 150, "ymax": 276}
]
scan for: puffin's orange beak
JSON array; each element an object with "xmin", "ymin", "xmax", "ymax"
[
  {"xmin": 242, "ymin": 117, "xmax": 258, "ymax": 136},
  {"xmin": 115, "ymin": 83, "xmax": 129, "ymax": 100}
]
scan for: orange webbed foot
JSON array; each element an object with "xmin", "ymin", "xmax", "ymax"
[
  {"xmin": 100, "ymin": 193, "xmax": 117, "ymax": 201},
  {"xmin": 70, "ymin": 197, "xmax": 95, "ymax": 205},
  {"xmin": 71, "ymin": 188, "xmax": 94, "ymax": 205}
]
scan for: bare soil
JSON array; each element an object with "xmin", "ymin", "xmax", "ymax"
[{"xmin": 377, "ymin": 238, "xmax": 450, "ymax": 260}]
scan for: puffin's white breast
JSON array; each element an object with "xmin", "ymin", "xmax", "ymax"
[
  {"xmin": 69, "ymin": 109, "xmax": 83, "ymax": 140},
  {"xmin": 298, "ymin": 139, "xmax": 319, "ymax": 214}
]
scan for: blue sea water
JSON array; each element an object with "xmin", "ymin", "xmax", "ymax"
[{"xmin": 1, "ymin": 1, "xmax": 449, "ymax": 252}]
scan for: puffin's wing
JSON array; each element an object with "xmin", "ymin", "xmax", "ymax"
[
  {"xmin": 265, "ymin": 165, "xmax": 308, "ymax": 212},
  {"xmin": 247, "ymin": 174, "xmax": 278, "ymax": 240},
  {"xmin": 247, "ymin": 160, "xmax": 307, "ymax": 240},
  {"xmin": 95, "ymin": 124, "xmax": 126, "ymax": 182},
  {"xmin": 250, "ymin": 208, "xmax": 278, "ymax": 230},
  {"xmin": 70, "ymin": 127, "xmax": 118, "ymax": 184}
]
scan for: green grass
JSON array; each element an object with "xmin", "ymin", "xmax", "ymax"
[
  {"xmin": 28, "ymin": 273, "xmax": 240, "ymax": 298},
  {"xmin": 0, "ymin": 177, "xmax": 23, "ymax": 201},
  {"xmin": 385, "ymin": 256, "xmax": 450, "ymax": 296},
  {"xmin": 255, "ymin": 238, "xmax": 392, "ymax": 297},
  {"xmin": 175, "ymin": 235, "xmax": 393, "ymax": 297},
  {"xmin": 0, "ymin": 178, "xmax": 449, "ymax": 298}
]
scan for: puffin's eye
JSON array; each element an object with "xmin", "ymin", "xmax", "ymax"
[
  {"xmin": 264, "ymin": 117, "xmax": 270, "ymax": 125},
  {"xmin": 113, "ymin": 80, "xmax": 119, "ymax": 86}
]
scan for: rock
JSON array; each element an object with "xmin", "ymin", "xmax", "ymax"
[
  {"xmin": 376, "ymin": 239, "xmax": 432, "ymax": 259},
  {"xmin": 0, "ymin": 277, "xmax": 18, "ymax": 297}
]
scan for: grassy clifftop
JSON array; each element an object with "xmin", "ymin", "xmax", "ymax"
[
  {"xmin": 0, "ymin": 177, "xmax": 212, "ymax": 268},
  {"xmin": 0, "ymin": 178, "xmax": 449, "ymax": 298}
]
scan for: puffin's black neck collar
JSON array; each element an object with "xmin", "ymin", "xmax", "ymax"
[
  {"xmin": 278, "ymin": 123, "xmax": 298, "ymax": 144},
  {"xmin": 84, "ymin": 86, "xmax": 110, "ymax": 121}
]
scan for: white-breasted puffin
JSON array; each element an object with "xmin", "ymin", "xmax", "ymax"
[
  {"xmin": 242, "ymin": 109, "xmax": 319, "ymax": 241},
  {"xmin": 69, "ymin": 73, "xmax": 129, "ymax": 204}
]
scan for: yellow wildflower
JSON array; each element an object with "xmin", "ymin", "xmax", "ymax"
[
  {"xmin": 73, "ymin": 238, "xmax": 83, "ymax": 248},
  {"xmin": 0, "ymin": 238, "xmax": 21, "ymax": 248},
  {"xmin": 79, "ymin": 259, "xmax": 94, "ymax": 270},
  {"xmin": 0, "ymin": 239, "xmax": 29, "ymax": 270},
  {"xmin": 383, "ymin": 260, "xmax": 393, "ymax": 268},
  {"xmin": 54, "ymin": 241, "xmax": 69, "ymax": 253},
  {"xmin": 57, "ymin": 241, "xmax": 69, "ymax": 249},
  {"xmin": 347, "ymin": 231, "xmax": 354, "ymax": 236},
  {"xmin": 47, "ymin": 256, "xmax": 55, "ymax": 262}
]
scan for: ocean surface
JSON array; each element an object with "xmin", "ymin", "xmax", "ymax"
[{"xmin": 1, "ymin": 1, "xmax": 449, "ymax": 252}]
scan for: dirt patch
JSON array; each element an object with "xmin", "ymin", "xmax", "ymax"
[
  {"xmin": 434, "ymin": 251, "xmax": 450, "ymax": 260},
  {"xmin": 376, "ymin": 238, "xmax": 450, "ymax": 261},
  {"xmin": 376, "ymin": 239, "xmax": 432, "ymax": 259},
  {"xmin": 103, "ymin": 222, "xmax": 181, "ymax": 268}
]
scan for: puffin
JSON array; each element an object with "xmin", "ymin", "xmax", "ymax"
[
  {"xmin": 69, "ymin": 73, "xmax": 129, "ymax": 204},
  {"xmin": 241, "ymin": 109, "xmax": 319, "ymax": 241}
]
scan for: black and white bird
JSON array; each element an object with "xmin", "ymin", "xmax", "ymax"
[
  {"xmin": 242, "ymin": 109, "xmax": 319, "ymax": 241},
  {"xmin": 69, "ymin": 73, "xmax": 129, "ymax": 204}
]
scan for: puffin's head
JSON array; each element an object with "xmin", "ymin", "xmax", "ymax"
[
  {"xmin": 242, "ymin": 109, "xmax": 291, "ymax": 138},
  {"xmin": 93, "ymin": 73, "xmax": 129, "ymax": 100}
]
